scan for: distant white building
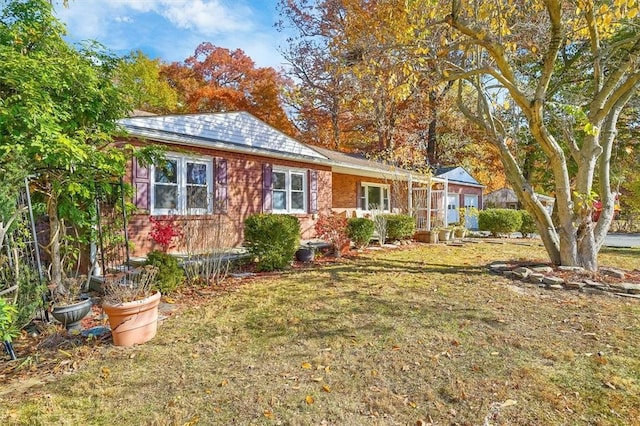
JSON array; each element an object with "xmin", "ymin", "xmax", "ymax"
[{"xmin": 484, "ymin": 187, "xmax": 555, "ymax": 215}]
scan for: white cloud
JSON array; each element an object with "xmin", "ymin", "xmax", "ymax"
[{"xmin": 54, "ymin": 0, "xmax": 286, "ymax": 68}]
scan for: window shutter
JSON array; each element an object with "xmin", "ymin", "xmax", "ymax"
[
  {"xmin": 308, "ymin": 170, "xmax": 318, "ymax": 214},
  {"xmin": 262, "ymin": 163, "xmax": 272, "ymax": 213},
  {"xmin": 215, "ymin": 157, "xmax": 228, "ymax": 213},
  {"xmin": 133, "ymin": 157, "xmax": 150, "ymax": 210}
]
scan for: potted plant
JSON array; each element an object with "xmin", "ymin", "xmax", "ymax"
[
  {"xmin": 438, "ymin": 227, "xmax": 453, "ymax": 242},
  {"xmin": 102, "ymin": 266, "xmax": 161, "ymax": 346},
  {"xmin": 295, "ymin": 242, "xmax": 316, "ymax": 263},
  {"xmin": 49, "ymin": 276, "xmax": 93, "ymax": 332}
]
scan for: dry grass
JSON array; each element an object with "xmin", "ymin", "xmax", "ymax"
[{"xmin": 2, "ymin": 240, "xmax": 640, "ymax": 425}]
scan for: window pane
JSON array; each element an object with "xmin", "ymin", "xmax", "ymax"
[
  {"xmin": 273, "ymin": 172, "xmax": 286, "ymax": 190},
  {"xmin": 154, "ymin": 185, "xmax": 178, "ymax": 209},
  {"xmin": 187, "ymin": 163, "xmax": 208, "ymax": 185},
  {"xmin": 291, "ymin": 173, "xmax": 304, "ymax": 191},
  {"xmin": 155, "ymin": 160, "xmax": 178, "ymax": 183},
  {"xmin": 291, "ymin": 192, "xmax": 304, "ymax": 210},
  {"xmin": 368, "ymin": 186, "xmax": 381, "ymax": 209},
  {"xmin": 187, "ymin": 187, "xmax": 208, "ymax": 209},
  {"xmin": 273, "ymin": 190, "xmax": 287, "ymax": 210}
]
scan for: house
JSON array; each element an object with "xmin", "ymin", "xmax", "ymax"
[
  {"xmin": 434, "ymin": 166, "xmax": 484, "ymax": 229},
  {"xmin": 117, "ymin": 112, "xmax": 443, "ymax": 256},
  {"xmin": 484, "ymin": 187, "xmax": 555, "ymax": 215}
]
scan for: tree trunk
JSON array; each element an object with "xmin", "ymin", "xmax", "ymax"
[{"xmin": 48, "ymin": 196, "xmax": 64, "ymax": 293}]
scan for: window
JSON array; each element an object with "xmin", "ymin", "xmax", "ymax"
[
  {"xmin": 151, "ymin": 154, "xmax": 213, "ymax": 215},
  {"xmin": 272, "ymin": 168, "xmax": 307, "ymax": 213},
  {"xmin": 359, "ymin": 183, "xmax": 390, "ymax": 211}
]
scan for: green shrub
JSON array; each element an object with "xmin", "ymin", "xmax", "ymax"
[
  {"xmin": 145, "ymin": 250, "xmax": 184, "ymax": 294},
  {"xmin": 478, "ymin": 209, "xmax": 523, "ymax": 236},
  {"xmin": 382, "ymin": 214, "xmax": 416, "ymax": 241},
  {"xmin": 244, "ymin": 214, "xmax": 300, "ymax": 271},
  {"xmin": 347, "ymin": 217, "xmax": 375, "ymax": 248},
  {"xmin": 519, "ymin": 210, "xmax": 537, "ymax": 237},
  {"xmin": 0, "ymin": 297, "xmax": 19, "ymax": 343}
]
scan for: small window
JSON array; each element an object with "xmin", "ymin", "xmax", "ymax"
[
  {"xmin": 272, "ymin": 168, "xmax": 307, "ymax": 214},
  {"xmin": 360, "ymin": 183, "xmax": 390, "ymax": 211},
  {"xmin": 151, "ymin": 154, "xmax": 213, "ymax": 215}
]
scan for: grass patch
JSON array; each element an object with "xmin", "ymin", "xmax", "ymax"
[{"xmin": 2, "ymin": 241, "xmax": 640, "ymax": 425}]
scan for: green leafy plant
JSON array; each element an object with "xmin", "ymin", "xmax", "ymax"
[
  {"xmin": 145, "ymin": 251, "xmax": 184, "ymax": 294},
  {"xmin": 478, "ymin": 209, "xmax": 523, "ymax": 237},
  {"xmin": 0, "ymin": 297, "xmax": 19, "ymax": 343},
  {"xmin": 519, "ymin": 210, "xmax": 537, "ymax": 238},
  {"xmin": 382, "ymin": 214, "xmax": 416, "ymax": 241},
  {"xmin": 244, "ymin": 214, "xmax": 300, "ymax": 271},
  {"xmin": 347, "ymin": 217, "xmax": 375, "ymax": 248}
]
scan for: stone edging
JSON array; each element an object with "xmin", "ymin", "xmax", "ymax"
[{"xmin": 487, "ymin": 262, "xmax": 640, "ymax": 300}]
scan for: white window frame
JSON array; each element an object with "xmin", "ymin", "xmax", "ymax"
[
  {"xmin": 272, "ymin": 167, "xmax": 307, "ymax": 214},
  {"xmin": 150, "ymin": 153, "xmax": 214, "ymax": 216},
  {"xmin": 359, "ymin": 182, "xmax": 390, "ymax": 212}
]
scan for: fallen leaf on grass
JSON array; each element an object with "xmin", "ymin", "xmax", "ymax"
[
  {"xmin": 311, "ymin": 376, "xmax": 323, "ymax": 382},
  {"xmin": 219, "ymin": 379, "xmax": 229, "ymax": 387},
  {"xmin": 101, "ymin": 366, "xmax": 110, "ymax": 379},
  {"xmin": 322, "ymin": 385, "xmax": 331, "ymax": 393},
  {"xmin": 263, "ymin": 410, "xmax": 274, "ymax": 419},
  {"xmin": 183, "ymin": 414, "xmax": 199, "ymax": 425},
  {"xmin": 301, "ymin": 362, "xmax": 312, "ymax": 369},
  {"xmin": 305, "ymin": 395, "xmax": 314, "ymax": 404}
]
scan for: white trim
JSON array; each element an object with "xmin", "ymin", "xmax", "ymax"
[
  {"xmin": 359, "ymin": 182, "xmax": 390, "ymax": 212},
  {"xmin": 150, "ymin": 153, "xmax": 214, "ymax": 216},
  {"xmin": 272, "ymin": 167, "xmax": 308, "ymax": 214}
]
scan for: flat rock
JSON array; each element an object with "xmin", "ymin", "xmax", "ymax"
[
  {"xmin": 531, "ymin": 265, "xmax": 554, "ymax": 273},
  {"xmin": 564, "ymin": 281, "xmax": 585, "ymax": 290},
  {"xmin": 581, "ymin": 287, "xmax": 609, "ymax": 296},
  {"xmin": 615, "ymin": 293, "xmax": 640, "ymax": 299},
  {"xmin": 558, "ymin": 265, "xmax": 585, "ymax": 273},
  {"xmin": 583, "ymin": 280, "xmax": 607, "ymax": 290},
  {"xmin": 528, "ymin": 273, "xmax": 545, "ymax": 283},
  {"xmin": 600, "ymin": 267, "xmax": 626, "ymax": 279},
  {"xmin": 547, "ymin": 284, "xmax": 564, "ymax": 290},
  {"xmin": 609, "ymin": 282, "xmax": 640, "ymax": 294},
  {"xmin": 489, "ymin": 263, "xmax": 510, "ymax": 271},
  {"xmin": 543, "ymin": 276, "xmax": 565, "ymax": 285},
  {"xmin": 513, "ymin": 267, "xmax": 532, "ymax": 278}
]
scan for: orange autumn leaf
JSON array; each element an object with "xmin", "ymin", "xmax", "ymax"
[
  {"xmin": 305, "ymin": 395, "xmax": 314, "ymax": 405},
  {"xmin": 301, "ymin": 362, "xmax": 312, "ymax": 369}
]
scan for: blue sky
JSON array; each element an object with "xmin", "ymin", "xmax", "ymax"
[{"xmin": 53, "ymin": 0, "xmax": 290, "ymax": 69}]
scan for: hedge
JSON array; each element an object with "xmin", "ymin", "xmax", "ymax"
[
  {"xmin": 478, "ymin": 209, "xmax": 523, "ymax": 236},
  {"xmin": 244, "ymin": 214, "xmax": 300, "ymax": 271},
  {"xmin": 347, "ymin": 217, "xmax": 375, "ymax": 248},
  {"xmin": 382, "ymin": 214, "xmax": 416, "ymax": 241}
]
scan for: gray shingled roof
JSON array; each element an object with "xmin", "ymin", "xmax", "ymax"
[{"xmin": 119, "ymin": 112, "xmax": 327, "ymax": 161}]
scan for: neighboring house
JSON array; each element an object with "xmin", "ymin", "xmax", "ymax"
[
  {"xmin": 485, "ymin": 187, "xmax": 555, "ymax": 215},
  {"xmin": 117, "ymin": 112, "xmax": 442, "ymax": 256},
  {"xmin": 434, "ymin": 166, "xmax": 484, "ymax": 229}
]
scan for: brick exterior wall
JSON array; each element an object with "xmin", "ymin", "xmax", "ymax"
[
  {"xmin": 331, "ymin": 173, "xmax": 409, "ymax": 215},
  {"xmin": 123, "ymin": 139, "xmax": 332, "ymax": 256}
]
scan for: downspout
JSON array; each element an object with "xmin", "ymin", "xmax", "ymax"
[{"xmin": 408, "ymin": 172, "xmax": 413, "ymax": 217}]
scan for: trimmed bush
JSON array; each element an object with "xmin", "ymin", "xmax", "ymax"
[
  {"xmin": 478, "ymin": 209, "xmax": 523, "ymax": 236},
  {"xmin": 244, "ymin": 214, "xmax": 300, "ymax": 271},
  {"xmin": 519, "ymin": 210, "xmax": 537, "ymax": 237},
  {"xmin": 145, "ymin": 250, "xmax": 184, "ymax": 294},
  {"xmin": 382, "ymin": 214, "xmax": 416, "ymax": 241},
  {"xmin": 347, "ymin": 217, "xmax": 375, "ymax": 248}
]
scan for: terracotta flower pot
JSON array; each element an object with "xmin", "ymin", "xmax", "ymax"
[{"xmin": 103, "ymin": 291, "xmax": 161, "ymax": 346}]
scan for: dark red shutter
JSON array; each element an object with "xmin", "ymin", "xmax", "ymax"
[
  {"xmin": 262, "ymin": 163, "xmax": 272, "ymax": 213},
  {"xmin": 308, "ymin": 170, "xmax": 318, "ymax": 214},
  {"xmin": 133, "ymin": 157, "xmax": 150, "ymax": 210},
  {"xmin": 215, "ymin": 157, "xmax": 228, "ymax": 213}
]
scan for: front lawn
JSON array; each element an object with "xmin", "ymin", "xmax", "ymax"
[{"xmin": 2, "ymin": 241, "xmax": 639, "ymax": 425}]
